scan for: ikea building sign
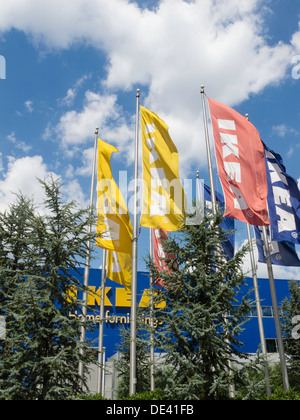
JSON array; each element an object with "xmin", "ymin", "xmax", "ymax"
[
  {"xmin": 71, "ymin": 268, "xmax": 293, "ymax": 360},
  {"xmin": 71, "ymin": 268, "xmax": 163, "ymax": 358}
]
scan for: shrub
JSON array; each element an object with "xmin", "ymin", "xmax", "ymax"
[
  {"xmin": 122, "ymin": 389, "xmax": 163, "ymax": 400},
  {"xmin": 266, "ymin": 388, "xmax": 300, "ymax": 401},
  {"xmin": 76, "ymin": 393, "xmax": 109, "ymax": 400}
]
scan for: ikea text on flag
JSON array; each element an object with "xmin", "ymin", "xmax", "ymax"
[
  {"xmin": 96, "ymin": 139, "xmax": 133, "ymax": 254},
  {"xmin": 263, "ymin": 143, "xmax": 300, "ymax": 244},
  {"xmin": 140, "ymin": 106, "xmax": 186, "ymax": 231},
  {"xmin": 208, "ymin": 98, "xmax": 270, "ymax": 226}
]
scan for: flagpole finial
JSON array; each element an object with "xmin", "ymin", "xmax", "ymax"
[
  {"xmin": 95, "ymin": 127, "xmax": 99, "ymax": 135},
  {"xmin": 136, "ymin": 89, "xmax": 140, "ymax": 97},
  {"xmin": 245, "ymin": 114, "xmax": 249, "ymax": 121},
  {"xmin": 196, "ymin": 170, "xmax": 200, "ymax": 179},
  {"xmin": 201, "ymin": 85, "xmax": 205, "ymax": 94}
]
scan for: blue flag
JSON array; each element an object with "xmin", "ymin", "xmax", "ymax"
[
  {"xmin": 264, "ymin": 143, "xmax": 300, "ymax": 244},
  {"xmin": 204, "ymin": 184, "xmax": 235, "ymax": 260},
  {"xmin": 255, "ymin": 226, "xmax": 300, "ymax": 267}
]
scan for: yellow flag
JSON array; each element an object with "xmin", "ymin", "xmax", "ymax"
[
  {"xmin": 106, "ymin": 250, "xmax": 132, "ymax": 291},
  {"xmin": 96, "ymin": 139, "xmax": 133, "ymax": 254},
  {"xmin": 140, "ymin": 106, "xmax": 186, "ymax": 231}
]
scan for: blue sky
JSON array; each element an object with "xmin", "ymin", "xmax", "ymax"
[{"xmin": 0, "ymin": 0, "xmax": 300, "ymax": 277}]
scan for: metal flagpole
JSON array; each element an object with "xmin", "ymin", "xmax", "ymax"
[
  {"xmin": 201, "ymin": 86, "xmax": 235, "ymax": 399},
  {"xmin": 97, "ymin": 248, "xmax": 107, "ymax": 395},
  {"xmin": 262, "ymin": 226, "xmax": 290, "ymax": 391},
  {"xmin": 196, "ymin": 170, "xmax": 204, "ymax": 209},
  {"xmin": 196, "ymin": 171, "xmax": 202, "ymax": 201},
  {"xmin": 201, "ymin": 86, "xmax": 217, "ymax": 214},
  {"xmin": 246, "ymin": 224, "xmax": 272, "ymax": 396},
  {"xmin": 243, "ymin": 114, "xmax": 271, "ymax": 396},
  {"xmin": 130, "ymin": 89, "xmax": 140, "ymax": 396},
  {"xmin": 149, "ymin": 228, "xmax": 155, "ymax": 392},
  {"xmin": 78, "ymin": 127, "xmax": 99, "ymax": 387}
]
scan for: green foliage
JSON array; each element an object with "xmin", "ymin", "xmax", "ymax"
[
  {"xmin": 233, "ymin": 359, "xmax": 283, "ymax": 400},
  {"xmin": 122, "ymin": 389, "xmax": 163, "ymax": 400},
  {"xmin": 265, "ymin": 387, "xmax": 300, "ymax": 401},
  {"xmin": 115, "ymin": 319, "xmax": 152, "ymax": 399},
  {"xmin": 0, "ymin": 178, "xmax": 97, "ymax": 400},
  {"xmin": 281, "ymin": 280, "xmax": 300, "ymax": 391},
  {"xmin": 76, "ymin": 389, "xmax": 162, "ymax": 401},
  {"xmin": 147, "ymin": 209, "xmax": 252, "ymax": 400},
  {"xmin": 76, "ymin": 393, "xmax": 109, "ymax": 400}
]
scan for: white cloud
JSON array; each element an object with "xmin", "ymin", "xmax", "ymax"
[
  {"xmin": 272, "ymin": 124, "xmax": 298, "ymax": 138},
  {"xmin": 0, "ymin": 156, "xmax": 53, "ymax": 212},
  {"xmin": 75, "ymin": 147, "xmax": 94, "ymax": 177},
  {"xmin": 291, "ymin": 23, "xmax": 300, "ymax": 51},
  {"xmin": 0, "ymin": 0, "xmax": 143, "ymax": 50},
  {"xmin": 54, "ymin": 91, "xmax": 135, "ymax": 161},
  {"xmin": 0, "ymin": 0, "xmax": 299, "ymax": 171},
  {"xmin": 0, "ymin": 155, "xmax": 89, "ymax": 213},
  {"xmin": 59, "ymin": 74, "xmax": 91, "ymax": 107},
  {"xmin": 55, "ymin": 91, "xmax": 107, "ymax": 147},
  {"xmin": 61, "ymin": 179, "xmax": 88, "ymax": 209},
  {"xmin": 25, "ymin": 100, "xmax": 33, "ymax": 113},
  {"xmin": 0, "ymin": 1, "xmax": 296, "ymax": 100},
  {"xmin": 7, "ymin": 132, "xmax": 32, "ymax": 153}
]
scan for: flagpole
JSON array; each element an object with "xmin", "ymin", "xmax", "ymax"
[
  {"xmin": 196, "ymin": 171, "xmax": 201, "ymax": 202},
  {"xmin": 201, "ymin": 85, "xmax": 217, "ymax": 213},
  {"xmin": 244, "ymin": 113, "xmax": 288, "ymax": 393},
  {"xmin": 246, "ymin": 224, "xmax": 272, "ymax": 396},
  {"xmin": 262, "ymin": 226, "xmax": 290, "ymax": 391},
  {"xmin": 243, "ymin": 114, "xmax": 271, "ymax": 396},
  {"xmin": 149, "ymin": 228, "xmax": 155, "ymax": 392},
  {"xmin": 201, "ymin": 86, "xmax": 234, "ymax": 398},
  {"xmin": 78, "ymin": 127, "xmax": 99, "ymax": 388},
  {"xmin": 130, "ymin": 89, "xmax": 140, "ymax": 396},
  {"xmin": 97, "ymin": 248, "xmax": 107, "ymax": 395}
]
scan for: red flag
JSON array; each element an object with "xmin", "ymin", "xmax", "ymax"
[
  {"xmin": 152, "ymin": 229, "xmax": 178, "ymax": 287},
  {"xmin": 207, "ymin": 98, "xmax": 270, "ymax": 226}
]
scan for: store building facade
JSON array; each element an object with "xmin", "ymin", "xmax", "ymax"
[{"xmin": 73, "ymin": 268, "xmax": 296, "ymax": 396}]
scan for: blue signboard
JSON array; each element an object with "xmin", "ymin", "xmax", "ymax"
[{"xmin": 71, "ymin": 268, "xmax": 293, "ymax": 359}]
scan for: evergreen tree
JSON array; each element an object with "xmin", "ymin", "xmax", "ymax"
[
  {"xmin": 0, "ymin": 178, "xmax": 97, "ymax": 400},
  {"xmin": 147, "ymin": 209, "xmax": 252, "ymax": 400},
  {"xmin": 115, "ymin": 316, "xmax": 151, "ymax": 399},
  {"xmin": 281, "ymin": 280, "xmax": 300, "ymax": 391}
]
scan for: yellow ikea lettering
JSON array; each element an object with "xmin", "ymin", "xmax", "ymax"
[
  {"xmin": 66, "ymin": 286, "xmax": 78, "ymax": 303},
  {"xmin": 115, "ymin": 288, "xmax": 166, "ymax": 309},
  {"xmin": 115, "ymin": 288, "xmax": 131, "ymax": 308},
  {"xmin": 68, "ymin": 285, "xmax": 166, "ymax": 309},
  {"xmin": 139, "ymin": 289, "xmax": 151, "ymax": 308},
  {"xmin": 87, "ymin": 286, "xmax": 113, "ymax": 307}
]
